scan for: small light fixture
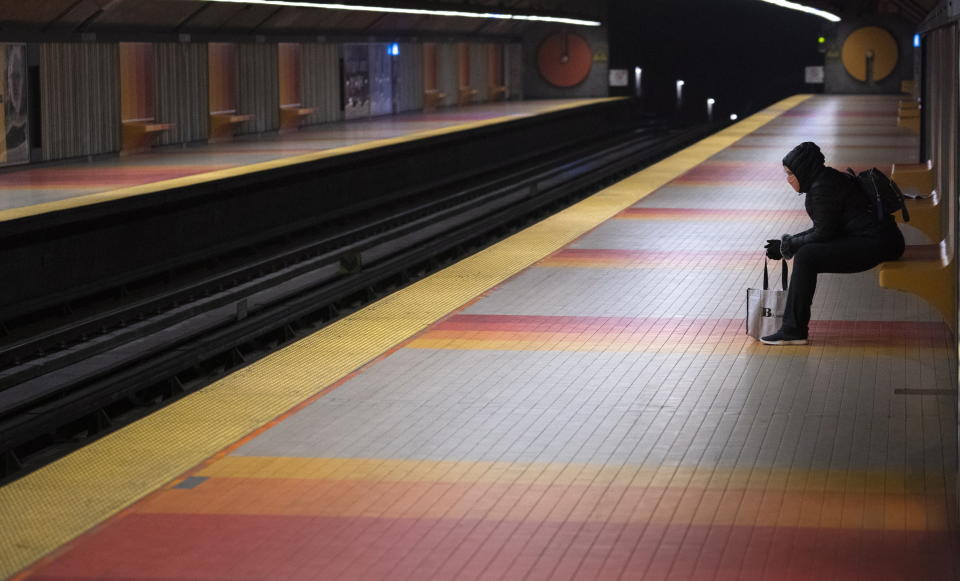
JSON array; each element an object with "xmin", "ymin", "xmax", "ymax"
[
  {"xmin": 388, "ymin": 42, "xmax": 400, "ymax": 56},
  {"xmin": 913, "ymin": 34, "xmax": 921, "ymax": 48},
  {"xmin": 818, "ymin": 36, "xmax": 826, "ymax": 44},
  {"xmin": 730, "ymin": 114, "xmax": 739, "ymax": 121},
  {"xmin": 634, "ymin": 67, "xmax": 642, "ymax": 97}
]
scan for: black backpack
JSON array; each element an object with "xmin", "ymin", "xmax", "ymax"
[{"xmin": 845, "ymin": 167, "xmax": 910, "ymax": 223}]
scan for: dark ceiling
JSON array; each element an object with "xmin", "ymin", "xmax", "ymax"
[
  {"xmin": 804, "ymin": 0, "xmax": 938, "ymax": 23},
  {"xmin": 0, "ymin": 0, "xmax": 604, "ymax": 39},
  {"xmin": 0, "ymin": 0, "xmax": 940, "ymax": 40}
]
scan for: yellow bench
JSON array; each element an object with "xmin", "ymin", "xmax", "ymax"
[
  {"xmin": 878, "ymin": 241, "xmax": 955, "ymax": 330},
  {"xmin": 900, "ymin": 80, "xmax": 915, "ymax": 95},
  {"xmin": 892, "ymin": 160, "xmax": 934, "ymax": 195},
  {"xmin": 279, "ymin": 105, "xmax": 315, "ymax": 132},
  {"xmin": 209, "ymin": 110, "xmax": 254, "ymax": 143},
  {"xmin": 892, "ymin": 160, "xmax": 940, "ymax": 241},
  {"xmin": 898, "ymin": 117, "xmax": 920, "ymax": 134},
  {"xmin": 898, "ymin": 98, "xmax": 919, "ymax": 111},
  {"xmin": 896, "ymin": 100, "xmax": 920, "ymax": 133},
  {"xmin": 897, "ymin": 99, "xmax": 919, "ymax": 128},
  {"xmin": 898, "ymin": 191, "xmax": 941, "ymax": 241},
  {"xmin": 121, "ymin": 118, "xmax": 173, "ymax": 155}
]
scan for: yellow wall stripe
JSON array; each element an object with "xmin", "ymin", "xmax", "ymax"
[{"xmin": 0, "ymin": 94, "xmax": 811, "ymax": 579}]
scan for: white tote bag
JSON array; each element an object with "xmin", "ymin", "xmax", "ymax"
[{"xmin": 746, "ymin": 259, "xmax": 789, "ymax": 340}]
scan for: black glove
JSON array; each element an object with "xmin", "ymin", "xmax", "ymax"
[
  {"xmin": 780, "ymin": 234, "xmax": 795, "ymax": 260},
  {"xmin": 764, "ymin": 239, "xmax": 782, "ymax": 260}
]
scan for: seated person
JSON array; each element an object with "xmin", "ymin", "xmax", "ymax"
[{"xmin": 762, "ymin": 142, "xmax": 905, "ymax": 345}]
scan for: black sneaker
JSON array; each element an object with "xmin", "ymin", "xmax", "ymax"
[{"xmin": 760, "ymin": 329, "xmax": 808, "ymax": 345}]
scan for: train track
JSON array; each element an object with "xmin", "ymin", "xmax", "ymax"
[{"xmin": 0, "ymin": 120, "xmax": 719, "ymax": 481}]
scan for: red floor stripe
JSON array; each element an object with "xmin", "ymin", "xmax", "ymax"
[
  {"xmin": 26, "ymin": 514, "xmax": 956, "ymax": 581},
  {"xmin": 616, "ymin": 208, "xmax": 807, "ymax": 220},
  {"xmin": 428, "ymin": 315, "xmax": 951, "ymax": 345},
  {"xmin": 0, "ymin": 166, "xmax": 231, "ymax": 187}
]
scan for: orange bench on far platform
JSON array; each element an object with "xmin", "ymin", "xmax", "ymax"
[
  {"xmin": 121, "ymin": 118, "xmax": 173, "ymax": 155},
  {"xmin": 279, "ymin": 104, "xmax": 315, "ymax": 132},
  {"xmin": 457, "ymin": 86, "xmax": 478, "ymax": 106},
  {"xmin": 209, "ymin": 110, "xmax": 254, "ymax": 143},
  {"xmin": 423, "ymin": 89, "xmax": 446, "ymax": 112}
]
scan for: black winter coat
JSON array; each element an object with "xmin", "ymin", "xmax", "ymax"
[{"xmin": 789, "ymin": 166, "xmax": 897, "ymax": 249}]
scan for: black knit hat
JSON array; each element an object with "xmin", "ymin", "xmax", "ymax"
[{"xmin": 782, "ymin": 142, "xmax": 825, "ymax": 192}]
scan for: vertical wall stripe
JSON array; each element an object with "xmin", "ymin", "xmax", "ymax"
[
  {"xmin": 437, "ymin": 43, "xmax": 457, "ymax": 108},
  {"xmin": 300, "ymin": 43, "xmax": 342, "ymax": 125},
  {"xmin": 505, "ymin": 42, "xmax": 523, "ymax": 100},
  {"xmin": 237, "ymin": 43, "xmax": 279, "ymax": 134},
  {"xmin": 396, "ymin": 43, "xmax": 423, "ymax": 113},
  {"xmin": 155, "ymin": 43, "xmax": 209, "ymax": 144},
  {"xmin": 369, "ymin": 44, "xmax": 393, "ymax": 117},
  {"xmin": 469, "ymin": 43, "xmax": 488, "ymax": 102},
  {"xmin": 40, "ymin": 43, "xmax": 121, "ymax": 161},
  {"xmin": 119, "ymin": 43, "xmax": 154, "ymax": 122}
]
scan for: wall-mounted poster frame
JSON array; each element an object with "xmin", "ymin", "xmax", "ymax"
[{"xmin": 0, "ymin": 43, "xmax": 28, "ymax": 166}]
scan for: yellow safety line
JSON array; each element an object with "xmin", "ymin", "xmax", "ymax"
[
  {"xmin": 0, "ymin": 94, "xmax": 811, "ymax": 579},
  {"xmin": 0, "ymin": 98, "xmax": 622, "ymax": 223}
]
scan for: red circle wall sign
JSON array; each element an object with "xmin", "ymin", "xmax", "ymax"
[{"xmin": 537, "ymin": 32, "xmax": 592, "ymax": 88}]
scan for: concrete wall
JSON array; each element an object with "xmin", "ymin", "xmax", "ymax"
[
  {"xmin": 824, "ymin": 16, "xmax": 915, "ymax": 94},
  {"xmin": 523, "ymin": 25, "xmax": 609, "ymax": 99}
]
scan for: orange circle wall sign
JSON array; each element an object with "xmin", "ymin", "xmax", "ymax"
[
  {"xmin": 841, "ymin": 26, "xmax": 899, "ymax": 82},
  {"xmin": 537, "ymin": 32, "xmax": 592, "ymax": 87}
]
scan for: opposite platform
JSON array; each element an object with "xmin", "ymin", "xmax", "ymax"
[
  {"xmin": 2, "ymin": 94, "xmax": 957, "ymax": 581},
  {"xmin": 0, "ymin": 98, "xmax": 612, "ymax": 222}
]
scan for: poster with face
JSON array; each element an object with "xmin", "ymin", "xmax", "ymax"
[{"xmin": 0, "ymin": 43, "xmax": 28, "ymax": 166}]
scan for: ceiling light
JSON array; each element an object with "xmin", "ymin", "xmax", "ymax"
[
  {"xmin": 199, "ymin": 0, "xmax": 602, "ymax": 26},
  {"xmin": 757, "ymin": 0, "xmax": 840, "ymax": 22}
]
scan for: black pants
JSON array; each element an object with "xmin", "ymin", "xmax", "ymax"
[{"xmin": 782, "ymin": 228, "xmax": 905, "ymax": 335}]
